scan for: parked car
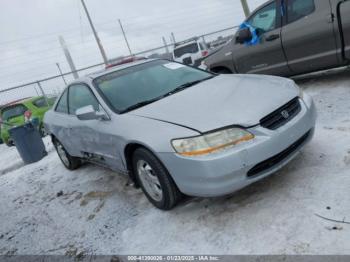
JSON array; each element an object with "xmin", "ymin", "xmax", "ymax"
[
  {"xmin": 201, "ymin": 0, "xmax": 350, "ymax": 76},
  {"xmin": 0, "ymin": 96, "xmax": 56, "ymax": 146},
  {"xmin": 106, "ymin": 56, "xmax": 146, "ymax": 69},
  {"xmin": 44, "ymin": 59, "xmax": 316, "ymax": 210},
  {"xmin": 173, "ymin": 38, "xmax": 209, "ymax": 67}
]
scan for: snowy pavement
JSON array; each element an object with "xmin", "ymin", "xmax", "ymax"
[{"xmin": 0, "ymin": 70, "xmax": 350, "ymax": 256}]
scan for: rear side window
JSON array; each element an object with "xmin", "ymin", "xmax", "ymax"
[
  {"xmin": 1, "ymin": 104, "xmax": 27, "ymax": 121},
  {"xmin": 55, "ymin": 89, "xmax": 69, "ymax": 114},
  {"xmin": 33, "ymin": 97, "xmax": 48, "ymax": 108},
  {"xmin": 173, "ymin": 43, "xmax": 199, "ymax": 58},
  {"xmin": 68, "ymin": 84, "xmax": 99, "ymax": 115},
  {"xmin": 287, "ymin": 0, "xmax": 315, "ymax": 24}
]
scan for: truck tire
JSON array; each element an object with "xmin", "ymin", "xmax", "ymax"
[
  {"xmin": 212, "ymin": 67, "xmax": 232, "ymax": 74},
  {"xmin": 132, "ymin": 148, "xmax": 182, "ymax": 210}
]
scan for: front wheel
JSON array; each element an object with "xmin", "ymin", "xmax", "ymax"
[
  {"xmin": 132, "ymin": 148, "xmax": 182, "ymax": 210},
  {"xmin": 5, "ymin": 140, "xmax": 14, "ymax": 147},
  {"xmin": 54, "ymin": 139, "xmax": 81, "ymax": 170}
]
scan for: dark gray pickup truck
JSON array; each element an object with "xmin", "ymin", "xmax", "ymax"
[{"xmin": 202, "ymin": 0, "xmax": 350, "ymax": 76}]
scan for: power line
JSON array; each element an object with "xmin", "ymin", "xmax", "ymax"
[{"xmin": 0, "ymin": 1, "xmax": 237, "ymax": 47}]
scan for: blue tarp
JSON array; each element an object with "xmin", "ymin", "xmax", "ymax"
[{"xmin": 239, "ymin": 22, "xmax": 260, "ymax": 46}]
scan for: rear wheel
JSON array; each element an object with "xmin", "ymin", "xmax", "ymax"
[
  {"xmin": 132, "ymin": 148, "xmax": 181, "ymax": 210},
  {"xmin": 5, "ymin": 140, "xmax": 14, "ymax": 147},
  {"xmin": 53, "ymin": 139, "xmax": 81, "ymax": 170}
]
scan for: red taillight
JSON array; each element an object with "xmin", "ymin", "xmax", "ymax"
[
  {"xmin": 202, "ymin": 51, "xmax": 209, "ymax": 57},
  {"xmin": 105, "ymin": 56, "xmax": 146, "ymax": 69},
  {"xmin": 24, "ymin": 110, "xmax": 32, "ymax": 121}
]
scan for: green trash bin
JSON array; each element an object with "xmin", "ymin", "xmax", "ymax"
[{"xmin": 8, "ymin": 122, "xmax": 47, "ymax": 164}]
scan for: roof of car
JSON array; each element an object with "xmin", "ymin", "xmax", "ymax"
[
  {"xmin": 174, "ymin": 37, "xmax": 199, "ymax": 48},
  {"xmin": 86, "ymin": 58, "xmax": 156, "ymax": 80},
  {"xmin": 3, "ymin": 97, "xmax": 32, "ymax": 106},
  {"xmin": 0, "ymin": 96, "xmax": 43, "ymax": 109}
]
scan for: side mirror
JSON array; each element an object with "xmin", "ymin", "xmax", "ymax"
[
  {"xmin": 236, "ymin": 28, "xmax": 253, "ymax": 44},
  {"xmin": 76, "ymin": 105, "xmax": 109, "ymax": 121}
]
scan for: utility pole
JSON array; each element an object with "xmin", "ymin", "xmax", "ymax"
[
  {"xmin": 81, "ymin": 0, "xmax": 108, "ymax": 65},
  {"xmin": 59, "ymin": 36, "xmax": 79, "ymax": 79},
  {"xmin": 37, "ymin": 82, "xmax": 50, "ymax": 106},
  {"xmin": 56, "ymin": 63, "xmax": 67, "ymax": 85},
  {"xmin": 240, "ymin": 0, "xmax": 251, "ymax": 18},
  {"xmin": 171, "ymin": 32, "xmax": 176, "ymax": 44},
  {"xmin": 201, "ymin": 36, "xmax": 207, "ymax": 48},
  {"xmin": 118, "ymin": 19, "xmax": 132, "ymax": 56},
  {"xmin": 162, "ymin": 37, "xmax": 170, "ymax": 55}
]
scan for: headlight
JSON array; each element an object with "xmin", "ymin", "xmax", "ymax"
[{"xmin": 172, "ymin": 127, "xmax": 254, "ymax": 157}]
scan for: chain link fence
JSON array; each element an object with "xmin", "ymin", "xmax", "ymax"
[{"xmin": 0, "ymin": 26, "xmax": 238, "ymax": 106}]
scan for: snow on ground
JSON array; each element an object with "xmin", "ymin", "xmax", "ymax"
[{"xmin": 0, "ymin": 70, "xmax": 350, "ymax": 256}]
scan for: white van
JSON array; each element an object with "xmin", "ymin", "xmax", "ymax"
[{"xmin": 172, "ymin": 38, "xmax": 209, "ymax": 67}]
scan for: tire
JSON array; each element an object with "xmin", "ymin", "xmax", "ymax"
[
  {"xmin": 5, "ymin": 140, "xmax": 14, "ymax": 147},
  {"xmin": 132, "ymin": 148, "xmax": 182, "ymax": 210},
  {"xmin": 214, "ymin": 68, "xmax": 232, "ymax": 74},
  {"xmin": 53, "ymin": 139, "xmax": 81, "ymax": 170}
]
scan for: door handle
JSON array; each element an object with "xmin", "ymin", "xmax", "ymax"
[{"xmin": 265, "ymin": 34, "xmax": 280, "ymax": 41}]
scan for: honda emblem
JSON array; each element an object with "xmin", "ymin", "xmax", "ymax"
[{"xmin": 281, "ymin": 110, "xmax": 289, "ymax": 119}]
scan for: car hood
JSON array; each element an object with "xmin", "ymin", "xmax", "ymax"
[{"xmin": 130, "ymin": 74, "xmax": 299, "ymax": 133}]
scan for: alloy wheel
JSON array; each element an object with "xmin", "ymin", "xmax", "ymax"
[
  {"xmin": 137, "ymin": 160, "xmax": 163, "ymax": 201},
  {"xmin": 56, "ymin": 142, "xmax": 70, "ymax": 166}
]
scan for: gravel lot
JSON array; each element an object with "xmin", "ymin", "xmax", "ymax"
[{"xmin": 0, "ymin": 70, "xmax": 350, "ymax": 256}]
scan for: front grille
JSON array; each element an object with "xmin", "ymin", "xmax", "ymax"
[
  {"xmin": 183, "ymin": 57, "xmax": 193, "ymax": 65},
  {"xmin": 247, "ymin": 130, "xmax": 311, "ymax": 177},
  {"xmin": 260, "ymin": 97, "xmax": 301, "ymax": 130}
]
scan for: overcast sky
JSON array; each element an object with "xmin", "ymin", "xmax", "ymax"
[{"xmin": 0, "ymin": 0, "xmax": 266, "ymax": 95}]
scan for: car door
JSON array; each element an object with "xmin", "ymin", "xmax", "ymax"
[
  {"xmin": 68, "ymin": 83, "xmax": 124, "ymax": 171},
  {"xmin": 233, "ymin": 0, "xmax": 291, "ymax": 76},
  {"xmin": 338, "ymin": 0, "xmax": 350, "ymax": 61},
  {"xmin": 51, "ymin": 88, "xmax": 79, "ymax": 156},
  {"xmin": 281, "ymin": 0, "xmax": 339, "ymax": 74}
]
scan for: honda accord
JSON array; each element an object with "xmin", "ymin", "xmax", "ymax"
[{"xmin": 44, "ymin": 59, "xmax": 316, "ymax": 210}]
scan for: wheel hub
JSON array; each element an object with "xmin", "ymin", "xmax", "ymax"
[
  {"xmin": 137, "ymin": 160, "xmax": 163, "ymax": 202},
  {"xmin": 56, "ymin": 143, "xmax": 70, "ymax": 166}
]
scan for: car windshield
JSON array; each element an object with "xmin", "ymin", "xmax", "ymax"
[
  {"xmin": 1, "ymin": 104, "xmax": 27, "ymax": 121},
  {"xmin": 94, "ymin": 60, "xmax": 214, "ymax": 113},
  {"xmin": 173, "ymin": 43, "xmax": 199, "ymax": 58}
]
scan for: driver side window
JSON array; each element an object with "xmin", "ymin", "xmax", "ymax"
[
  {"xmin": 247, "ymin": 2, "xmax": 277, "ymax": 32},
  {"xmin": 68, "ymin": 84, "xmax": 100, "ymax": 115}
]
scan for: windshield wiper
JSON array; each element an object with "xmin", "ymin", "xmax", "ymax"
[
  {"xmin": 120, "ymin": 97, "xmax": 162, "ymax": 113},
  {"xmin": 165, "ymin": 75, "xmax": 216, "ymax": 96}
]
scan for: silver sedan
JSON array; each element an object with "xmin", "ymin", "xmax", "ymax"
[{"xmin": 44, "ymin": 59, "xmax": 316, "ymax": 210}]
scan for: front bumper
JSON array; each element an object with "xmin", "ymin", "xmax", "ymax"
[{"xmin": 158, "ymin": 94, "xmax": 316, "ymax": 197}]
